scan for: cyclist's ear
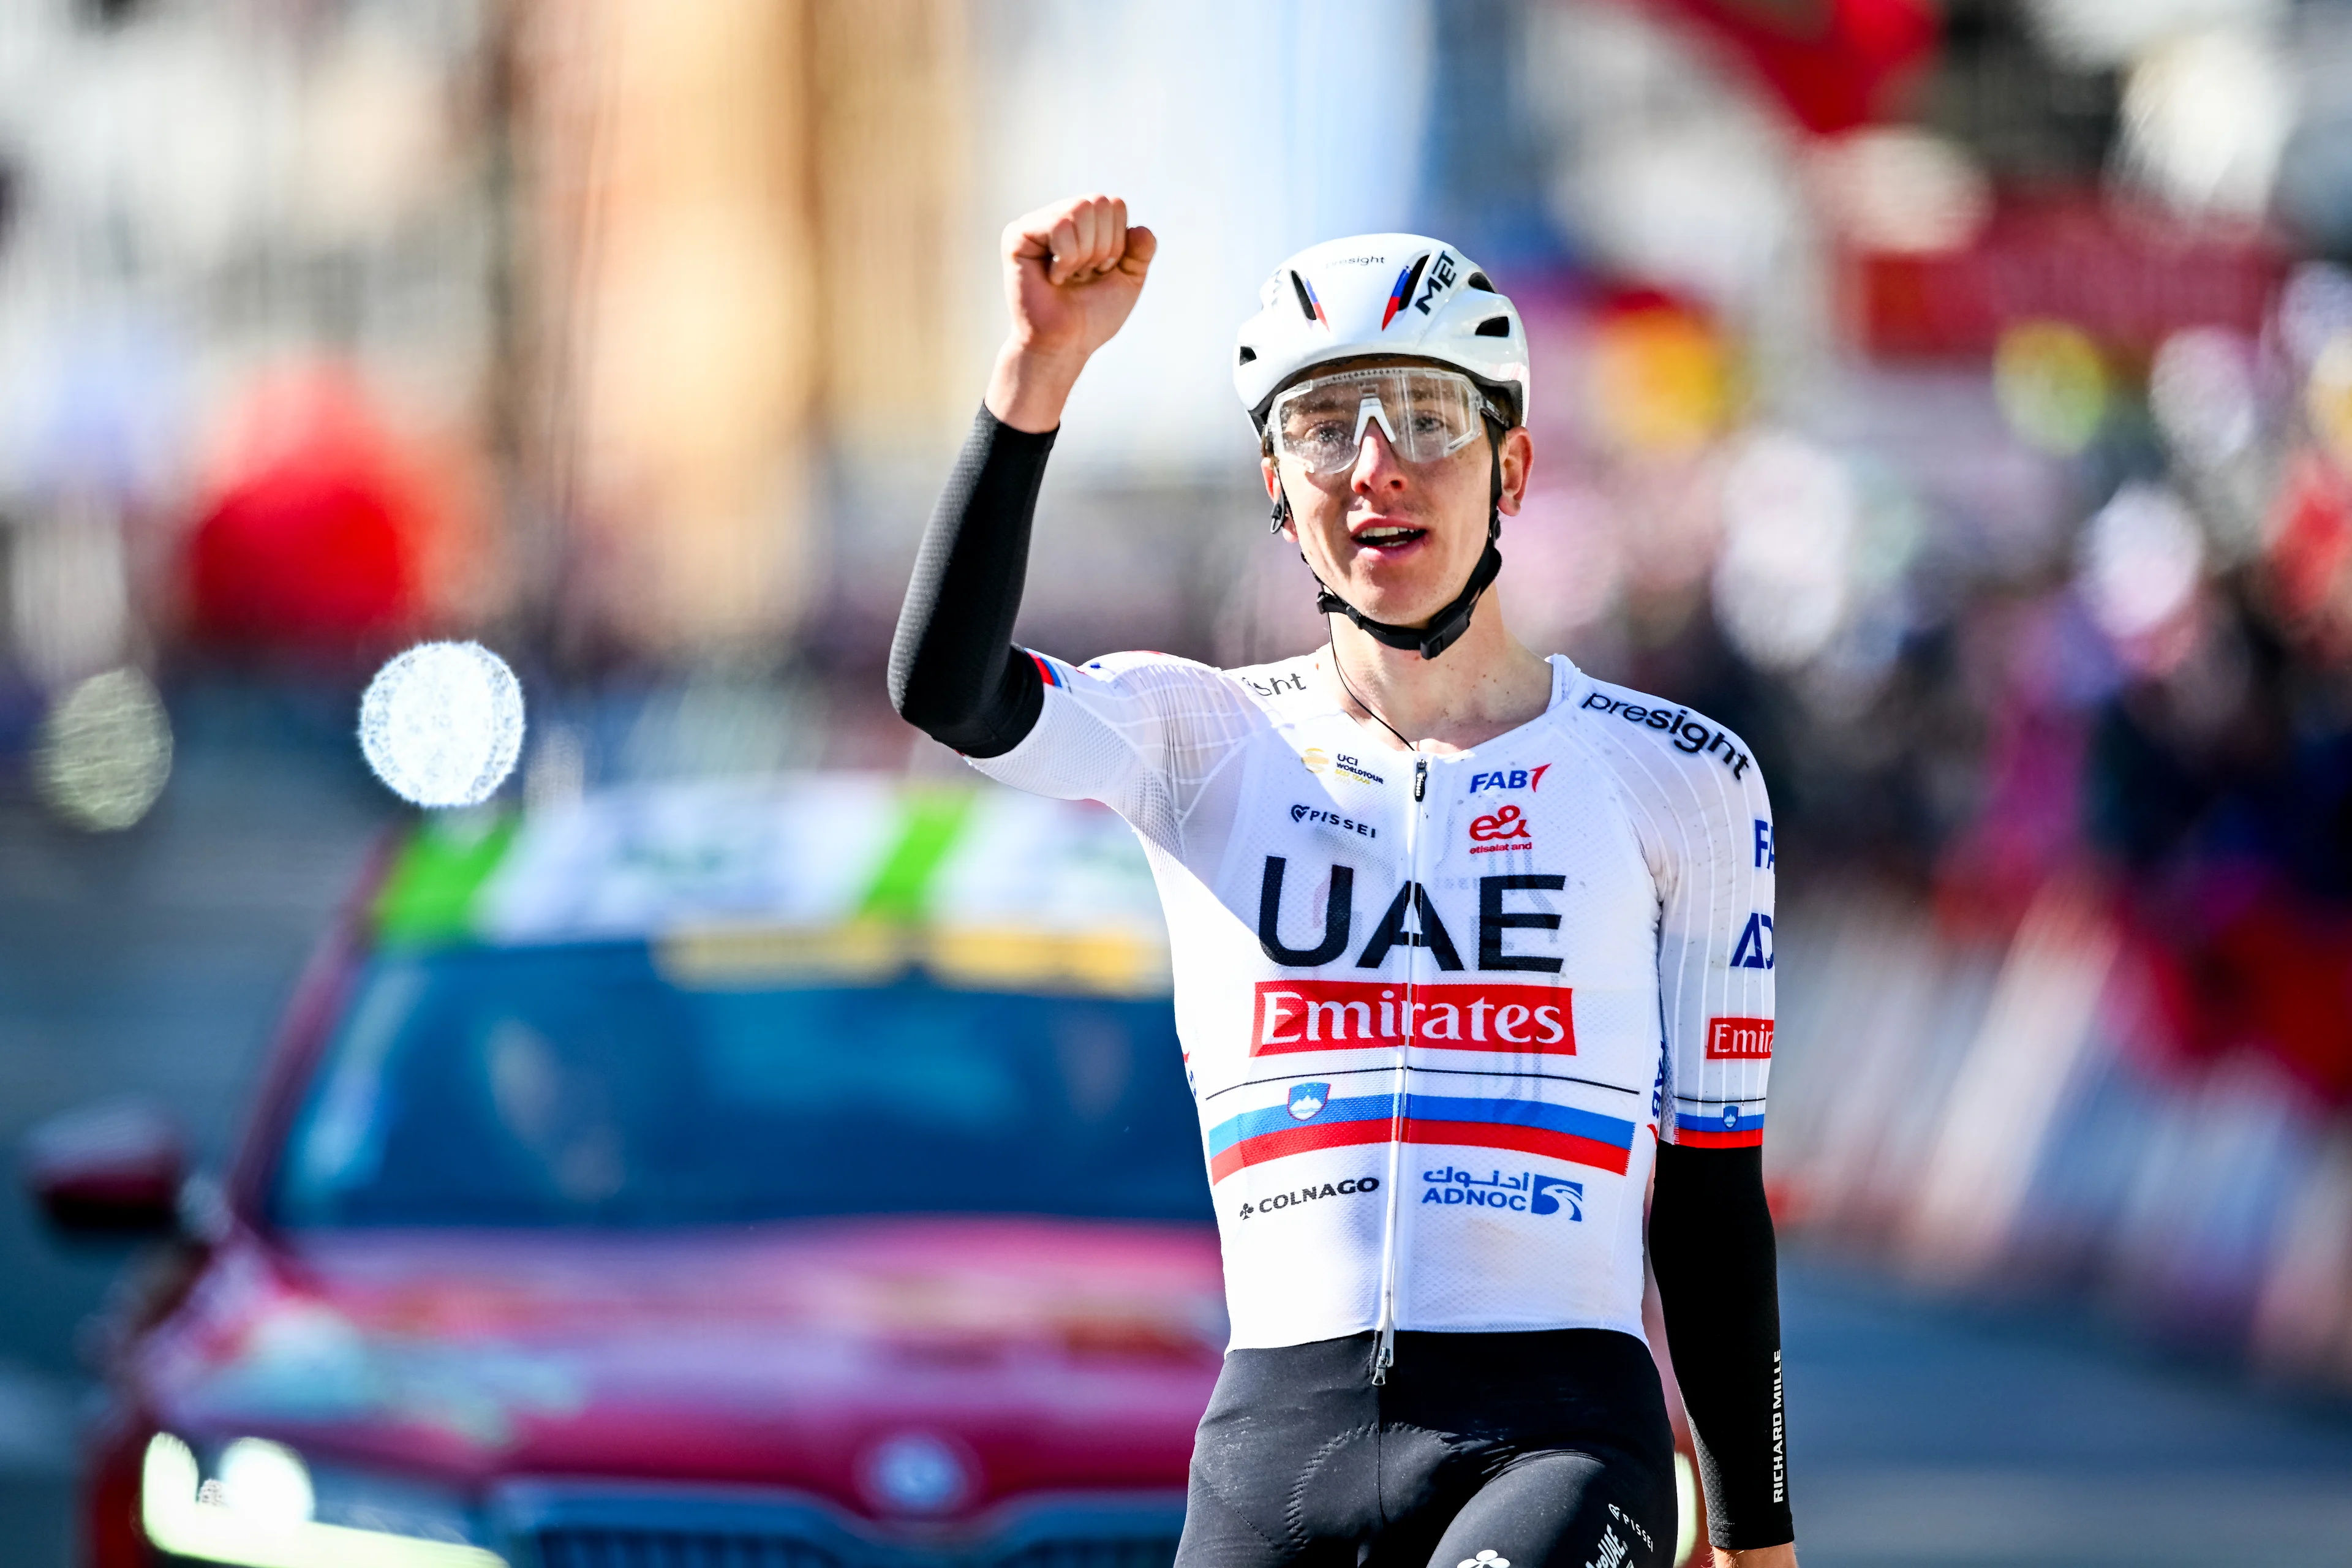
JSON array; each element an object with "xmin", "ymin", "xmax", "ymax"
[{"xmin": 1495, "ymin": 426, "xmax": 1533, "ymax": 518}]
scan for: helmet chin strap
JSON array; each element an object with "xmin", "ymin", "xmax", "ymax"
[{"xmin": 1276, "ymin": 429, "xmax": 1506, "ymax": 662}]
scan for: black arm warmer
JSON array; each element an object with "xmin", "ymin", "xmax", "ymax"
[
  {"xmin": 1650, "ymin": 1142, "xmax": 1793, "ymax": 1551},
  {"xmin": 888, "ymin": 407, "xmax": 1057, "ymax": 757}
]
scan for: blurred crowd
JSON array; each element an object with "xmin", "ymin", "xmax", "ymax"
[{"xmin": 11, "ymin": 0, "xmax": 2352, "ymax": 1389}]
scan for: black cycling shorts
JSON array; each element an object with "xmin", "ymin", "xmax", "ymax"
[{"xmin": 1177, "ymin": 1329, "xmax": 1676, "ymax": 1568}]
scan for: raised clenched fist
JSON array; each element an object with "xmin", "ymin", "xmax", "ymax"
[{"xmin": 987, "ymin": 194, "xmax": 1156, "ymax": 432}]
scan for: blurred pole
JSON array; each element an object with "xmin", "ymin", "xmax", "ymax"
[
  {"xmin": 481, "ymin": 0, "xmax": 550, "ymax": 662},
  {"xmin": 523, "ymin": 0, "xmax": 816, "ymax": 667}
]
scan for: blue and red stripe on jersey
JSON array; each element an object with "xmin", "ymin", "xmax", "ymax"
[
  {"xmin": 1025, "ymin": 649, "xmax": 1066, "ymax": 690},
  {"xmin": 1673, "ymin": 1106, "xmax": 1764, "ymax": 1149},
  {"xmin": 1207, "ymin": 1091, "xmax": 1635, "ymax": 1182}
]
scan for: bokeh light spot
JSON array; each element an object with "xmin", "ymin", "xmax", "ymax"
[
  {"xmin": 358, "ymin": 641, "xmax": 526, "ymax": 809},
  {"xmin": 216, "ymin": 1438, "xmax": 313, "ymax": 1525},
  {"xmin": 2150, "ymin": 326, "xmax": 2258, "ymax": 467},
  {"xmin": 1587, "ymin": 304, "xmax": 1733, "ymax": 454},
  {"xmin": 1995, "ymin": 320, "xmax": 2109, "ymax": 455},
  {"xmin": 2078, "ymin": 482, "xmax": 2205, "ymax": 643},
  {"xmin": 1712, "ymin": 433, "xmax": 1858, "ymax": 670},
  {"xmin": 32, "ymin": 668, "xmax": 174, "ymax": 832},
  {"xmin": 2305, "ymin": 332, "xmax": 2352, "ymax": 472}
]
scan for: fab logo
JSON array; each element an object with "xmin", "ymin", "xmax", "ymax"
[{"xmin": 1468, "ymin": 765, "xmax": 1550, "ymax": 794}]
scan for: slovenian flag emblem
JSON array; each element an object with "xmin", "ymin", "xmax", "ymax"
[
  {"xmin": 1381, "ymin": 255, "xmax": 1430, "ymax": 331},
  {"xmin": 1674, "ymin": 1104, "xmax": 1764, "ymax": 1148}
]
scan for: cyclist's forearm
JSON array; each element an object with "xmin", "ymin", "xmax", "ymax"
[
  {"xmin": 888, "ymin": 406, "xmax": 1057, "ymax": 757},
  {"xmin": 987, "ymin": 338, "xmax": 1088, "ymax": 433},
  {"xmin": 1651, "ymin": 1142, "xmax": 1794, "ymax": 1553}
]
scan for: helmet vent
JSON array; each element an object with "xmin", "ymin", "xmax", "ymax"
[
  {"xmin": 1237, "ymin": 345, "xmax": 1257, "ymax": 364},
  {"xmin": 1466, "ymin": 271, "xmax": 1496, "ymax": 292},
  {"xmin": 1289, "ymin": 271, "xmax": 1317, "ymax": 322},
  {"xmin": 1476, "ymin": 316, "xmax": 1511, "ymax": 337}
]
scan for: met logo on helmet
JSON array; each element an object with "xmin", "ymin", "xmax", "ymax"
[{"xmin": 1415, "ymin": 251, "xmax": 1458, "ymax": 315}]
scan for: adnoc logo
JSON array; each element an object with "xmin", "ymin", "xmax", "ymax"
[{"xmin": 1421, "ymin": 1165, "xmax": 1583, "ymax": 1218}]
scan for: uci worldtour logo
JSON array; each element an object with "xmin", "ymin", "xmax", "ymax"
[
  {"xmin": 1422, "ymin": 1164, "xmax": 1581, "ymax": 1218},
  {"xmin": 1302, "ymin": 748, "xmax": 1385, "ymax": 786}
]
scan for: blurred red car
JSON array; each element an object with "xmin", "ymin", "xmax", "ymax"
[{"xmin": 32, "ymin": 776, "xmax": 1227, "ymax": 1568}]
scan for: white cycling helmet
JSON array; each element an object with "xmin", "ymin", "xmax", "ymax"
[
  {"xmin": 1235, "ymin": 233, "xmax": 1529, "ymax": 662},
  {"xmin": 1234, "ymin": 233, "xmax": 1529, "ymax": 427}
]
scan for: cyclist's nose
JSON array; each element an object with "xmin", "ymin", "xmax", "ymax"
[{"xmin": 1349, "ymin": 426, "xmax": 1408, "ymax": 492}]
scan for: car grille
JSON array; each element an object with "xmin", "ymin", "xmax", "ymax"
[
  {"xmin": 533, "ymin": 1529, "xmax": 846, "ymax": 1568},
  {"xmin": 500, "ymin": 1484, "xmax": 1187, "ymax": 1568},
  {"xmin": 529, "ymin": 1531, "xmax": 1179, "ymax": 1568},
  {"xmin": 995, "ymin": 1539, "xmax": 1182, "ymax": 1568}
]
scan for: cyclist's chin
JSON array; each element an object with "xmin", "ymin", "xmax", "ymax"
[{"xmin": 1332, "ymin": 556, "xmax": 1472, "ymax": 630}]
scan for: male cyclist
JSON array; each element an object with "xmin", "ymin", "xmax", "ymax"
[{"xmin": 892, "ymin": 194, "xmax": 1796, "ymax": 1568}]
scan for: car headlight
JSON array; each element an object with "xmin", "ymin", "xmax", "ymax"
[{"xmin": 141, "ymin": 1432, "xmax": 506, "ymax": 1568}]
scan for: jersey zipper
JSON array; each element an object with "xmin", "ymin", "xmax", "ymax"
[{"xmin": 1371, "ymin": 753, "xmax": 1428, "ymax": 1385}]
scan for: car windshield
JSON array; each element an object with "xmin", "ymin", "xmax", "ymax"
[{"xmin": 272, "ymin": 943, "xmax": 1210, "ymax": 1227}]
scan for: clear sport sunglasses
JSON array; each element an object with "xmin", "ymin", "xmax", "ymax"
[{"xmin": 1268, "ymin": 366, "xmax": 1498, "ymax": 476}]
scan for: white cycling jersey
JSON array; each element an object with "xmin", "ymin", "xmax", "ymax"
[{"xmin": 975, "ymin": 648, "xmax": 1775, "ymax": 1351}]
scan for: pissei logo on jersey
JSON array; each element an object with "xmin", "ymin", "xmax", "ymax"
[{"xmin": 1291, "ymin": 804, "xmax": 1376, "ymax": 839}]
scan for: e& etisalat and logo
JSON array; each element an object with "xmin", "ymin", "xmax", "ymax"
[
  {"xmin": 1301, "ymin": 747, "xmax": 1385, "ymax": 787},
  {"xmin": 1468, "ymin": 803, "xmax": 1532, "ymax": 853},
  {"xmin": 1421, "ymin": 1164, "xmax": 1582, "ymax": 1218},
  {"xmin": 1577, "ymin": 692, "xmax": 1753, "ymax": 780}
]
